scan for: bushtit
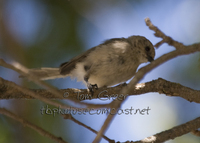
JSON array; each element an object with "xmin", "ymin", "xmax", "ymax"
[{"xmin": 26, "ymin": 35, "xmax": 155, "ymax": 92}]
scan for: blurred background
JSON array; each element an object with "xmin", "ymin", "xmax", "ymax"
[{"xmin": 0, "ymin": 0, "xmax": 200, "ymax": 143}]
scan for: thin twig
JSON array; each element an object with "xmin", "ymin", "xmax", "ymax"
[
  {"xmin": 145, "ymin": 17, "xmax": 185, "ymax": 49},
  {"xmin": 0, "ymin": 108, "xmax": 67, "ymax": 143},
  {"xmin": 92, "ymin": 100, "xmax": 123, "ymax": 143},
  {"xmin": 63, "ymin": 114, "xmax": 115, "ymax": 143}
]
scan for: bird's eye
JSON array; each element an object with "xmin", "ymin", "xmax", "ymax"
[{"xmin": 145, "ymin": 46, "xmax": 150, "ymax": 52}]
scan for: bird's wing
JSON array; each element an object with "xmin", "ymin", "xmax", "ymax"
[
  {"xmin": 60, "ymin": 37, "xmax": 127, "ymax": 75},
  {"xmin": 60, "ymin": 47, "xmax": 97, "ymax": 75}
]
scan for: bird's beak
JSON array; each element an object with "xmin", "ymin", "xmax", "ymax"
[{"xmin": 147, "ymin": 56, "xmax": 154, "ymax": 62}]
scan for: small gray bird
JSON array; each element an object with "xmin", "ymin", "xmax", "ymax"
[{"xmin": 26, "ymin": 35, "xmax": 155, "ymax": 92}]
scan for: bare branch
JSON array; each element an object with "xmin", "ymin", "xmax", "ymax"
[
  {"xmin": 0, "ymin": 77, "xmax": 111, "ymax": 110},
  {"xmin": 1, "ymin": 78, "xmax": 200, "ymax": 103},
  {"xmin": 0, "ymin": 108, "xmax": 67, "ymax": 143},
  {"xmin": 63, "ymin": 114, "xmax": 115, "ymax": 143},
  {"xmin": 0, "ymin": 76, "xmax": 72, "ymax": 109},
  {"xmin": 145, "ymin": 17, "xmax": 185, "ymax": 49},
  {"xmin": 92, "ymin": 99, "xmax": 123, "ymax": 143},
  {"xmin": 128, "ymin": 116, "xmax": 200, "ymax": 143}
]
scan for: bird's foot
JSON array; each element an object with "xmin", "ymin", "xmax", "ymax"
[{"xmin": 88, "ymin": 84, "xmax": 98, "ymax": 96}]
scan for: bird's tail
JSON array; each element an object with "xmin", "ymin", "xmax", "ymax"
[{"xmin": 20, "ymin": 67, "xmax": 68, "ymax": 80}]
